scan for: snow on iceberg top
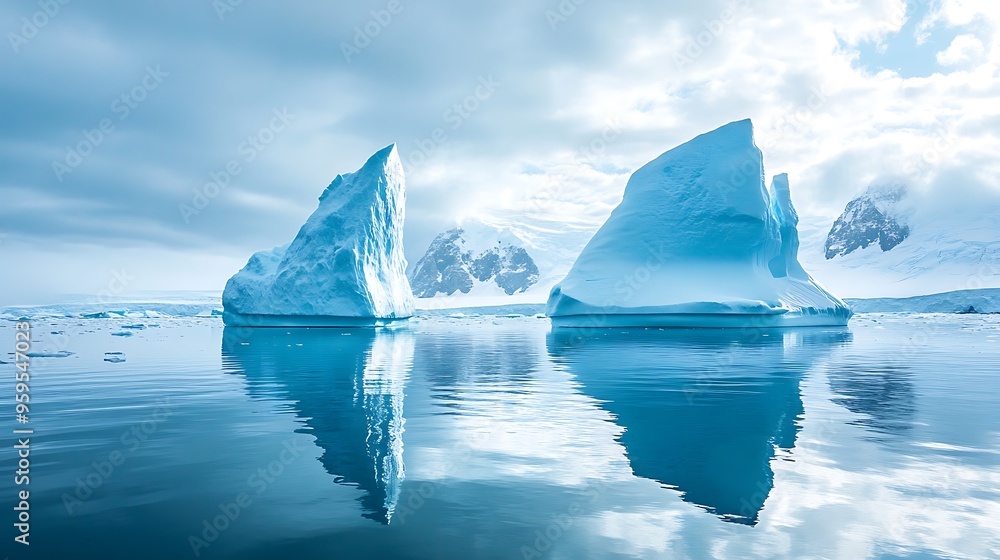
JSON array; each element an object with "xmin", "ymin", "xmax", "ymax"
[
  {"xmin": 222, "ymin": 144, "xmax": 415, "ymax": 325},
  {"xmin": 547, "ymin": 119, "xmax": 851, "ymax": 327}
]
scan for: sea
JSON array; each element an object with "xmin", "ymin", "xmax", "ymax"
[{"xmin": 1, "ymin": 311, "xmax": 998, "ymax": 559}]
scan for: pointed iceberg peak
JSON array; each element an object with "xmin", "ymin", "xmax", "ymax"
[
  {"xmin": 662, "ymin": 118, "xmax": 757, "ymax": 159},
  {"xmin": 354, "ymin": 143, "xmax": 403, "ymax": 189},
  {"xmin": 223, "ymin": 144, "xmax": 414, "ymax": 327},
  {"xmin": 351, "ymin": 143, "xmax": 402, "ymax": 180},
  {"xmin": 696, "ymin": 118, "xmax": 755, "ymax": 144},
  {"xmin": 769, "ymin": 173, "xmax": 797, "ymax": 227},
  {"xmin": 351, "ymin": 144, "xmax": 400, "ymax": 181},
  {"xmin": 767, "ymin": 174, "xmax": 807, "ymax": 280},
  {"xmin": 320, "ymin": 144, "xmax": 403, "ymax": 203},
  {"xmin": 368, "ymin": 143, "xmax": 399, "ymax": 163},
  {"xmin": 719, "ymin": 117, "xmax": 754, "ymax": 133}
]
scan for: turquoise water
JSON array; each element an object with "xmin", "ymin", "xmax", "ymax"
[{"xmin": 1, "ymin": 314, "xmax": 999, "ymax": 559}]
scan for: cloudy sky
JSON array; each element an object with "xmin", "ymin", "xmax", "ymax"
[{"xmin": 1, "ymin": 0, "xmax": 998, "ymax": 305}]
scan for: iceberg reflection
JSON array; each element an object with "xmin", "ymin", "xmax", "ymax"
[
  {"xmin": 222, "ymin": 327, "xmax": 414, "ymax": 524},
  {"xmin": 547, "ymin": 327, "xmax": 851, "ymax": 525},
  {"xmin": 829, "ymin": 365, "xmax": 916, "ymax": 440}
]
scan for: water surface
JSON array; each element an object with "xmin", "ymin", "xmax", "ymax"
[{"xmin": 1, "ymin": 314, "xmax": 998, "ymax": 559}]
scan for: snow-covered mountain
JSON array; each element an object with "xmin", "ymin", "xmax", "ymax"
[
  {"xmin": 824, "ymin": 184, "xmax": 911, "ymax": 259},
  {"xmin": 409, "ymin": 215, "xmax": 598, "ymax": 305},
  {"xmin": 409, "ymin": 227, "xmax": 540, "ymax": 297},
  {"xmin": 799, "ymin": 184, "xmax": 1000, "ymax": 298}
]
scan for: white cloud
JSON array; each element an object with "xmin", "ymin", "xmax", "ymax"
[
  {"xmin": 936, "ymin": 33, "xmax": 986, "ymax": 65},
  {"xmin": 923, "ymin": 0, "xmax": 1000, "ymax": 28}
]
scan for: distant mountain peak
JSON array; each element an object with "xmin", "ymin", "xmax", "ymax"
[
  {"xmin": 408, "ymin": 225, "xmax": 540, "ymax": 297},
  {"xmin": 825, "ymin": 184, "xmax": 911, "ymax": 259}
]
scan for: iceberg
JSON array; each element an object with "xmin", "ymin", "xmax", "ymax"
[
  {"xmin": 223, "ymin": 144, "xmax": 415, "ymax": 327},
  {"xmin": 547, "ymin": 119, "xmax": 851, "ymax": 328}
]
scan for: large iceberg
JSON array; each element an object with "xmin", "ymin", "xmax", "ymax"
[
  {"xmin": 223, "ymin": 144, "xmax": 415, "ymax": 327},
  {"xmin": 547, "ymin": 119, "xmax": 851, "ymax": 328}
]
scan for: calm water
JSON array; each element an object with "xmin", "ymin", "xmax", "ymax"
[{"xmin": 1, "ymin": 314, "xmax": 999, "ymax": 559}]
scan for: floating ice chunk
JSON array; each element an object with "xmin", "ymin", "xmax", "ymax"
[
  {"xmin": 223, "ymin": 145, "xmax": 414, "ymax": 327},
  {"xmin": 547, "ymin": 120, "xmax": 851, "ymax": 328},
  {"xmin": 104, "ymin": 352, "xmax": 126, "ymax": 363},
  {"xmin": 25, "ymin": 350, "xmax": 75, "ymax": 358}
]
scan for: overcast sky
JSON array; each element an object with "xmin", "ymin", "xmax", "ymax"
[{"xmin": 1, "ymin": 0, "xmax": 998, "ymax": 305}]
